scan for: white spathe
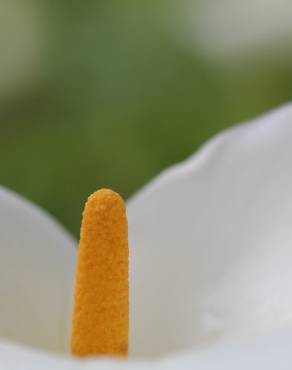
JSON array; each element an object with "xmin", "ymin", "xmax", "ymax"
[
  {"xmin": 2, "ymin": 325, "xmax": 292, "ymax": 369},
  {"xmin": 128, "ymin": 103, "xmax": 292, "ymax": 357},
  {"xmin": 0, "ymin": 187, "xmax": 76, "ymax": 353},
  {"xmin": 1, "ymin": 103, "xmax": 292, "ymax": 368}
]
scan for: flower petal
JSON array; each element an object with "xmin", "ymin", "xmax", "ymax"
[
  {"xmin": 1, "ymin": 326, "xmax": 292, "ymax": 369},
  {"xmin": 128, "ymin": 103, "xmax": 292, "ymax": 357},
  {"xmin": 0, "ymin": 187, "xmax": 76, "ymax": 353}
]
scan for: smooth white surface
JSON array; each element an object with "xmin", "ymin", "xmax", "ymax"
[
  {"xmin": 1, "ymin": 103, "xmax": 292, "ymax": 368},
  {"xmin": 0, "ymin": 187, "xmax": 77, "ymax": 353},
  {"xmin": 128, "ymin": 103, "xmax": 292, "ymax": 357},
  {"xmin": 1, "ymin": 325, "xmax": 292, "ymax": 369}
]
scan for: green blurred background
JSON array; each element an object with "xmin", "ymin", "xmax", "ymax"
[{"xmin": 1, "ymin": 0, "xmax": 292, "ymax": 236}]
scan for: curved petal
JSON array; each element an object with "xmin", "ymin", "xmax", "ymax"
[
  {"xmin": 0, "ymin": 187, "xmax": 76, "ymax": 353},
  {"xmin": 1, "ymin": 326, "xmax": 292, "ymax": 369},
  {"xmin": 128, "ymin": 103, "xmax": 292, "ymax": 357}
]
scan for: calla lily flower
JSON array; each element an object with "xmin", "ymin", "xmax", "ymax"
[{"xmin": 1, "ymin": 104, "xmax": 292, "ymax": 369}]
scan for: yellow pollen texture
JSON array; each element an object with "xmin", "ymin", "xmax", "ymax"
[{"xmin": 71, "ymin": 189, "xmax": 129, "ymax": 357}]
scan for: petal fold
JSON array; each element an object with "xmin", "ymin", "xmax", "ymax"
[{"xmin": 128, "ymin": 103, "xmax": 292, "ymax": 356}]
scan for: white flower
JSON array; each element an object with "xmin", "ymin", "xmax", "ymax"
[{"xmin": 1, "ymin": 104, "xmax": 292, "ymax": 369}]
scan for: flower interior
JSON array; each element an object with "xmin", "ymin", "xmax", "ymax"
[{"xmin": 71, "ymin": 189, "xmax": 129, "ymax": 357}]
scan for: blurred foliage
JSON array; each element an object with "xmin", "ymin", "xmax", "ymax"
[{"xmin": 1, "ymin": 0, "xmax": 292, "ymax": 236}]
